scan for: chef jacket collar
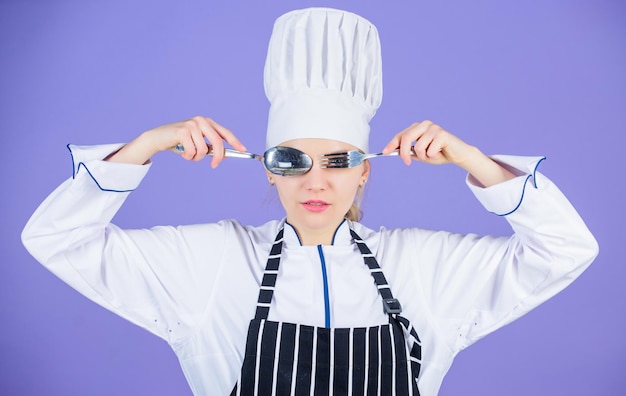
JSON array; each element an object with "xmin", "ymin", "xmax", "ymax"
[{"xmin": 283, "ymin": 218, "xmax": 352, "ymax": 247}]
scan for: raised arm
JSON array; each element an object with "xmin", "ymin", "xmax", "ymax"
[
  {"xmin": 21, "ymin": 116, "xmax": 244, "ymax": 343},
  {"xmin": 382, "ymin": 120, "xmax": 598, "ymax": 351}
]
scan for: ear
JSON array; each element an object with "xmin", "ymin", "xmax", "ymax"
[
  {"xmin": 360, "ymin": 160, "xmax": 371, "ymax": 184},
  {"xmin": 265, "ymin": 170, "xmax": 274, "ymax": 185}
]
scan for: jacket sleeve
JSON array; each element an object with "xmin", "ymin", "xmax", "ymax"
[
  {"xmin": 21, "ymin": 144, "xmax": 229, "ymax": 343},
  {"xmin": 410, "ymin": 155, "xmax": 599, "ymax": 352}
]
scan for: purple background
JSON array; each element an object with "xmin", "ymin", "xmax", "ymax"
[{"xmin": 1, "ymin": 1, "xmax": 624, "ymax": 395}]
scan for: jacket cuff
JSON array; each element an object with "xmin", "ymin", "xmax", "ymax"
[
  {"xmin": 466, "ymin": 155, "xmax": 546, "ymax": 216},
  {"xmin": 67, "ymin": 144, "xmax": 151, "ymax": 192}
]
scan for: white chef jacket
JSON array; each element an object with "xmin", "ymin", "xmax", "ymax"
[{"xmin": 22, "ymin": 144, "xmax": 598, "ymax": 395}]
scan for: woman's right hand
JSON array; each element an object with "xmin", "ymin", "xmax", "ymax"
[{"xmin": 106, "ymin": 116, "xmax": 247, "ymax": 168}]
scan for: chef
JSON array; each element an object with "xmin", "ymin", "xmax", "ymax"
[{"xmin": 22, "ymin": 7, "xmax": 598, "ymax": 395}]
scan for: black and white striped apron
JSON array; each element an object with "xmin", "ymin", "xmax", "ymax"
[{"xmin": 231, "ymin": 227, "xmax": 422, "ymax": 395}]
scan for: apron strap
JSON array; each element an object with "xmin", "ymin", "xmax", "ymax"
[
  {"xmin": 254, "ymin": 228, "xmax": 284, "ymax": 320},
  {"xmin": 349, "ymin": 229, "xmax": 402, "ymax": 314},
  {"xmin": 350, "ymin": 229, "xmax": 423, "ymax": 380}
]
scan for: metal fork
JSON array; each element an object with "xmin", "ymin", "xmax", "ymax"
[
  {"xmin": 172, "ymin": 143, "xmax": 262, "ymax": 160},
  {"xmin": 319, "ymin": 148, "xmax": 415, "ymax": 168}
]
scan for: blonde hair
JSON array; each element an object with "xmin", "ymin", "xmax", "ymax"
[
  {"xmin": 345, "ymin": 182, "xmax": 366, "ymax": 222},
  {"xmin": 345, "ymin": 159, "xmax": 369, "ymax": 222}
]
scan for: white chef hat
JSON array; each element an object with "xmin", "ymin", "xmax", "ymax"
[{"xmin": 264, "ymin": 7, "xmax": 382, "ymax": 152}]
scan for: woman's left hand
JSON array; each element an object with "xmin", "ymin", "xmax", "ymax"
[
  {"xmin": 382, "ymin": 120, "xmax": 475, "ymax": 167},
  {"xmin": 383, "ymin": 120, "xmax": 516, "ymax": 187}
]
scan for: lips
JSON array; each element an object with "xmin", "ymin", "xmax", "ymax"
[{"xmin": 302, "ymin": 200, "xmax": 330, "ymax": 212}]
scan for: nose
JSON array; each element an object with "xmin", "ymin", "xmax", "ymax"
[{"xmin": 304, "ymin": 160, "xmax": 328, "ymax": 191}]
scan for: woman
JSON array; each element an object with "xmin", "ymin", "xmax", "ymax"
[{"xmin": 22, "ymin": 8, "xmax": 598, "ymax": 396}]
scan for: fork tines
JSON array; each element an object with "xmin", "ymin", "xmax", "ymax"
[{"xmin": 319, "ymin": 151, "xmax": 359, "ymax": 168}]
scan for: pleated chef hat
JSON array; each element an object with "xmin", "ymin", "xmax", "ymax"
[{"xmin": 264, "ymin": 8, "xmax": 382, "ymax": 152}]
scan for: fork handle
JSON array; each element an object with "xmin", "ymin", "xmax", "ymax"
[
  {"xmin": 369, "ymin": 149, "xmax": 412, "ymax": 158},
  {"xmin": 388, "ymin": 148, "xmax": 416, "ymax": 156}
]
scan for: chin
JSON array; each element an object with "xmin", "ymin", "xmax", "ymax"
[{"xmin": 298, "ymin": 211, "xmax": 344, "ymax": 229}]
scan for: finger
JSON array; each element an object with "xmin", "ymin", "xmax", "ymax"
[
  {"xmin": 208, "ymin": 118, "xmax": 248, "ymax": 152},
  {"xmin": 426, "ymin": 131, "xmax": 447, "ymax": 160},
  {"xmin": 189, "ymin": 131, "xmax": 210, "ymax": 161},
  {"xmin": 382, "ymin": 132, "xmax": 402, "ymax": 154},
  {"xmin": 412, "ymin": 122, "xmax": 440, "ymax": 162},
  {"xmin": 175, "ymin": 123, "xmax": 198, "ymax": 161},
  {"xmin": 399, "ymin": 133, "xmax": 416, "ymax": 165},
  {"xmin": 189, "ymin": 116, "xmax": 227, "ymax": 167},
  {"xmin": 202, "ymin": 125, "xmax": 225, "ymax": 169},
  {"xmin": 402, "ymin": 121, "xmax": 432, "ymax": 164},
  {"xmin": 188, "ymin": 118, "xmax": 211, "ymax": 161}
]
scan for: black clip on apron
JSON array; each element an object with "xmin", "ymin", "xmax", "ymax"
[{"xmin": 231, "ymin": 228, "xmax": 422, "ymax": 395}]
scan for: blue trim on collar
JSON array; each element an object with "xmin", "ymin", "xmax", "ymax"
[
  {"xmin": 284, "ymin": 221, "xmax": 303, "ymax": 246},
  {"xmin": 331, "ymin": 219, "xmax": 347, "ymax": 245},
  {"xmin": 284, "ymin": 218, "xmax": 349, "ymax": 246}
]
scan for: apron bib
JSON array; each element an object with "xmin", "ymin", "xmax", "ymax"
[{"xmin": 231, "ymin": 228, "xmax": 422, "ymax": 395}]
